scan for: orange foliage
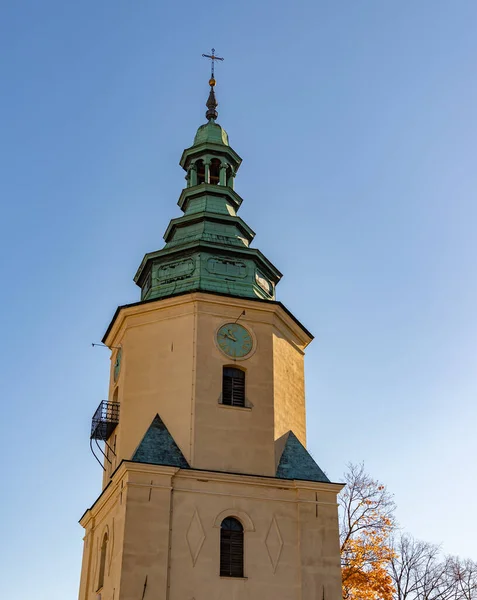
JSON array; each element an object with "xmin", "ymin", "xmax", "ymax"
[
  {"xmin": 341, "ymin": 528, "xmax": 395, "ymax": 600},
  {"xmin": 340, "ymin": 464, "xmax": 396, "ymax": 600}
]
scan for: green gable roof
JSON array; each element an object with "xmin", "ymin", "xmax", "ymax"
[
  {"xmin": 276, "ymin": 431, "xmax": 330, "ymax": 483},
  {"xmin": 132, "ymin": 414, "xmax": 189, "ymax": 469},
  {"xmin": 131, "ymin": 420, "xmax": 329, "ymax": 482}
]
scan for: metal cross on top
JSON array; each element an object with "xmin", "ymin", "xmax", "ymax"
[{"xmin": 202, "ymin": 48, "xmax": 224, "ymax": 79}]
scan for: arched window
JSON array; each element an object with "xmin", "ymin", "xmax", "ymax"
[
  {"xmin": 222, "ymin": 367, "xmax": 245, "ymax": 407},
  {"xmin": 97, "ymin": 532, "xmax": 108, "ymax": 590},
  {"xmin": 196, "ymin": 160, "xmax": 205, "ymax": 184},
  {"xmin": 220, "ymin": 517, "xmax": 244, "ymax": 577},
  {"xmin": 209, "ymin": 158, "xmax": 221, "ymax": 185}
]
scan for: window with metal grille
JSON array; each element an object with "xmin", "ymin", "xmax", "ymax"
[
  {"xmin": 222, "ymin": 367, "xmax": 245, "ymax": 407},
  {"xmin": 220, "ymin": 517, "xmax": 244, "ymax": 577}
]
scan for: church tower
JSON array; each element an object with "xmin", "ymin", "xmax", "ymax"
[{"xmin": 79, "ymin": 65, "xmax": 343, "ymax": 600}]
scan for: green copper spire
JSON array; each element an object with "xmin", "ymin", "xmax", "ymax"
[
  {"xmin": 205, "ymin": 78, "xmax": 219, "ymax": 121},
  {"xmin": 201, "ymin": 48, "xmax": 224, "ymax": 119},
  {"xmin": 134, "ymin": 70, "xmax": 281, "ymax": 302},
  {"xmin": 194, "ymin": 81, "xmax": 229, "ymax": 146}
]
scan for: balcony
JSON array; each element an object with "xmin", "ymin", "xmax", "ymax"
[{"xmin": 91, "ymin": 400, "xmax": 119, "ymax": 441}]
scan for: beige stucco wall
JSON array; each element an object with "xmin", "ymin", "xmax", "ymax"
[
  {"xmin": 101, "ymin": 293, "xmax": 313, "ymax": 487},
  {"xmin": 101, "ymin": 298, "xmax": 196, "ymax": 488},
  {"xmin": 79, "ymin": 463, "xmax": 344, "ymax": 600},
  {"xmin": 192, "ymin": 299, "xmax": 277, "ymax": 476},
  {"xmin": 79, "ymin": 471, "xmax": 128, "ymax": 600},
  {"xmin": 118, "ymin": 468, "xmax": 174, "ymax": 600},
  {"xmin": 272, "ymin": 326, "xmax": 307, "ymax": 446}
]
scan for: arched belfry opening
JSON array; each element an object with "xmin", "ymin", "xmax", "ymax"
[
  {"xmin": 196, "ymin": 160, "xmax": 205, "ymax": 184},
  {"xmin": 209, "ymin": 158, "xmax": 221, "ymax": 185}
]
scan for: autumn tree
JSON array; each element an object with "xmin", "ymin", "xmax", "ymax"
[
  {"xmin": 390, "ymin": 533, "xmax": 443, "ymax": 600},
  {"xmin": 390, "ymin": 533, "xmax": 477, "ymax": 600},
  {"xmin": 339, "ymin": 463, "xmax": 397, "ymax": 600}
]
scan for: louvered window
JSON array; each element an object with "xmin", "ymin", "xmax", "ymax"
[
  {"xmin": 222, "ymin": 367, "xmax": 245, "ymax": 407},
  {"xmin": 220, "ymin": 517, "xmax": 244, "ymax": 577}
]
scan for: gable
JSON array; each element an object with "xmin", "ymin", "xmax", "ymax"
[
  {"xmin": 132, "ymin": 414, "xmax": 189, "ymax": 469},
  {"xmin": 275, "ymin": 431, "xmax": 330, "ymax": 483}
]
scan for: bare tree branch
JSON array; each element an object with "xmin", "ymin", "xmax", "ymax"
[{"xmin": 339, "ymin": 465, "xmax": 477, "ymax": 600}]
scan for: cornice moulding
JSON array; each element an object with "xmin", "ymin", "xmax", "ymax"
[{"xmin": 103, "ymin": 291, "xmax": 313, "ymax": 348}]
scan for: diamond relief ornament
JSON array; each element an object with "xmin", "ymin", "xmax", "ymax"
[
  {"xmin": 186, "ymin": 510, "xmax": 206, "ymax": 566},
  {"xmin": 265, "ymin": 516, "xmax": 283, "ymax": 572}
]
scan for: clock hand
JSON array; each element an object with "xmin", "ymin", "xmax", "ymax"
[{"xmin": 226, "ymin": 329, "xmax": 237, "ymax": 342}]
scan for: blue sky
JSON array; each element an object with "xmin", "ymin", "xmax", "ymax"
[{"xmin": 1, "ymin": 1, "xmax": 476, "ymax": 598}]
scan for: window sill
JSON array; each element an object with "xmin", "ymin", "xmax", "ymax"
[
  {"xmin": 218, "ymin": 403, "xmax": 251, "ymax": 412},
  {"xmin": 220, "ymin": 576, "xmax": 248, "ymax": 580}
]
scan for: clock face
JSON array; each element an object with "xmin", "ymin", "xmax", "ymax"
[
  {"xmin": 217, "ymin": 323, "xmax": 253, "ymax": 358},
  {"xmin": 113, "ymin": 348, "xmax": 122, "ymax": 382}
]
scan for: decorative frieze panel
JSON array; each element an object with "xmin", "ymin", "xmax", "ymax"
[
  {"xmin": 186, "ymin": 509, "xmax": 206, "ymax": 566},
  {"xmin": 206, "ymin": 256, "xmax": 248, "ymax": 278},
  {"xmin": 155, "ymin": 259, "xmax": 195, "ymax": 284},
  {"xmin": 265, "ymin": 516, "xmax": 283, "ymax": 573}
]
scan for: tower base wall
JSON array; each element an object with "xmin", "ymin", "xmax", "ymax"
[{"xmin": 79, "ymin": 462, "xmax": 343, "ymax": 600}]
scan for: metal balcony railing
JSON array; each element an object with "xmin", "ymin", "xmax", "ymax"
[
  {"xmin": 91, "ymin": 400, "xmax": 120, "ymax": 441},
  {"xmin": 90, "ymin": 401, "xmax": 120, "ymax": 470}
]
